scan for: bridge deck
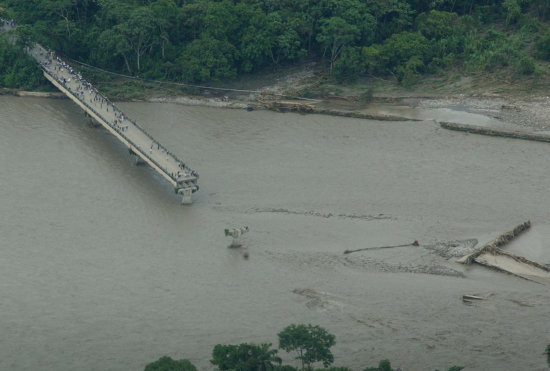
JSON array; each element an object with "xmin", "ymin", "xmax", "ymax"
[{"xmin": 2, "ymin": 20, "xmax": 198, "ymax": 203}]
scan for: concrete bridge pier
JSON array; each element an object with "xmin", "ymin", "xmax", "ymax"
[
  {"xmin": 179, "ymin": 188, "xmax": 193, "ymax": 204},
  {"xmin": 89, "ymin": 118, "xmax": 101, "ymax": 128},
  {"xmin": 83, "ymin": 112, "xmax": 100, "ymax": 128},
  {"xmin": 134, "ymin": 156, "xmax": 146, "ymax": 166},
  {"xmin": 128, "ymin": 149, "xmax": 146, "ymax": 166}
]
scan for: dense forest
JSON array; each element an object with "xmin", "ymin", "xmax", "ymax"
[{"xmin": 2, "ymin": 0, "xmax": 550, "ymax": 90}]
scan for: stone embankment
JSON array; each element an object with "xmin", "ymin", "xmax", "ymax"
[
  {"xmin": 261, "ymin": 99, "xmax": 421, "ymax": 121},
  {"xmin": 440, "ymin": 121, "xmax": 550, "ymax": 143}
]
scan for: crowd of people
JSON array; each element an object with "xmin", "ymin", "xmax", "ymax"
[
  {"xmin": 36, "ymin": 46, "xmax": 198, "ymax": 186},
  {"xmin": 39, "ymin": 50, "xmax": 130, "ymax": 133}
]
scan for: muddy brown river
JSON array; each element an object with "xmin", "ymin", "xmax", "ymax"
[{"xmin": 1, "ymin": 96, "xmax": 549, "ymax": 370}]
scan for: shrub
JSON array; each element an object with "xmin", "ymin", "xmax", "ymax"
[
  {"xmin": 536, "ymin": 34, "xmax": 550, "ymax": 61},
  {"xmin": 518, "ymin": 56, "xmax": 535, "ymax": 75},
  {"xmin": 211, "ymin": 343, "xmax": 281, "ymax": 370},
  {"xmin": 397, "ymin": 55, "xmax": 424, "ymax": 86},
  {"xmin": 503, "ymin": 0, "xmax": 521, "ymax": 25},
  {"xmin": 415, "ymin": 10, "xmax": 458, "ymax": 39},
  {"xmin": 144, "ymin": 356, "xmax": 197, "ymax": 371},
  {"xmin": 278, "ymin": 324, "xmax": 336, "ymax": 369},
  {"xmin": 363, "ymin": 359, "xmax": 394, "ymax": 371},
  {"xmin": 333, "ymin": 46, "xmax": 364, "ymax": 82},
  {"xmin": 380, "ymin": 31, "xmax": 429, "ymax": 69}
]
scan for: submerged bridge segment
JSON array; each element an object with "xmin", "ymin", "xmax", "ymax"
[{"xmin": 2, "ymin": 20, "xmax": 198, "ymax": 204}]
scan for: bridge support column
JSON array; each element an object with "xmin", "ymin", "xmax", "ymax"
[
  {"xmin": 179, "ymin": 188, "xmax": 193, "ymax": 204},
  {"xmin": 88, "ymin": 118, "xmax": 101, "ymax": 128},
  {"xmin": 134, "ymin": 156, "xmax": 145, "ymax": 166},
  {"xmin": 128, "ymin": 149, "xmax": 145, "ymax": 165}
]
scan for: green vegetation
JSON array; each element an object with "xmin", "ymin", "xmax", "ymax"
[
  {"xmin": 144, "ymin": 356, "xmax": 197, "ymax": 371},
  {"xmin": 363, "ymin": 359, "xmax": 394, "ymax": 371},
  {"xmin": 278, "ymin": 324, "xmax": 336, "ymax": 369},
  {"xmin": 0, "ymin": 36, "xmax": 46, "ymax": 89},
  {"xmin": 2, "ymin": 0, "xmax": 550, "ymax": 92},
  {"xmin": 143, "ymin": 324, "xmax": 550, "ymax": 370},
  {"xmin": 210, "ymin": 343, "xmax": 281, "ymax": 370}
]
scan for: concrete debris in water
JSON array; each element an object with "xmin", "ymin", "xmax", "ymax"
[
  {"xmin": 424, "ymin": 239, "xmax": 478, "ymax": 259},
  {"xmin": 457, "ymin": 221, "xmax": 531, "ymax": 265},
  {"xmin": 225, "ymin": 226, "xmax": 249, "ymax": 247},
  {"xmin": 343, "ymin": 240, "xmax": 419, "ymax": 255},
  {"xmin": 457, "ymin": 221, "xmax": 550, "ymax": 282},
  {"xmin": 462, "ymin": 294, "xmax": 492, "ymax": 305},
  {"xmin": 440, "ymin": 121, "xmax": 550, "ymax": 143}
]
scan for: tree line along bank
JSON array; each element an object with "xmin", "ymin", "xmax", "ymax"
[{"xmin": 2, "ymin": 0, "xmax": 550, "ymax": 90}]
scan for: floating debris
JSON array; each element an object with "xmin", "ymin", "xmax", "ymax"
[
  {"xmin": 252, "ymin": 207, "xmax": 393, "ymax": 221},
  {"xmin": 344, "ymin": 240, "xmax": 419, "ymax": 255},
  {"xmin": 463, "ymin": 294, "xmax": 486, "ymax": 301}
]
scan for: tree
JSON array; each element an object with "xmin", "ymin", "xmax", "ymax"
[
  {"xmin": 503, "ymin": 0, "xmax": 521, "ymax": 25},
  {"xmin": 363, "ymin": 359, "xmax": 393, "ymax": 371},
  {"xmin": 210, "ymin": 343, "xmax": 282, "ymax": 370},
  {"xmin": 118, "ymin": 6, "xmax": 160, "ymax": 72},
  {"xmin": 536, "ymin": 33, "xmax": 550, "ymax": 61},
  {"xmin": 240, "ymin": 10, "xmax": 305, "ymax": 71},
  {"xmin": 274, "ymin": 367, "xmax": 298, "ymax": 371},
  {"xmin": 150, "ymin": 0, "xmax": 178, "ymax": 59},
  {"xmin": 377, "ymin": 31, "xmax": 429, "ymax": 78},
  {"xmin": 415, "ymin": 10, "xmax": 458, "ymax": 39},
  {"xmin": 278, "ymin": 324, "xmax": 336, "ymax": 370},
  {"xmin": 99, "ymin": 6, "xmax": 160, "ymax": 73},
  {"xmin": 98, "ymin": 27, "xmax": 133, "ymax": 73},
  {"xmin": 545, "ymin": 343, "xmax": 550, "ymax": 368},
  {"xmin": 316, "ymin": 17, "xmax": 360, "ymax": 75},
  {"xmin": 176, "ymin": 35, "xmax": 237, "ymax": 82},
  {"xmin": 333, "ymin": 46, "xmax": 364, "ymax": 82},
  {"xmin": 365, "ymin": 0, "xmax": 415, "ymax": 42},
  {"xmin": 0, "ymin": 36, "xmax": 46, "ymax": 90},
  {"xmin": 144, "ymin": 356, "xmax": 197, "ymax": 371}
]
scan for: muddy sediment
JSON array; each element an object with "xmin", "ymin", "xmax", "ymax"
[{"xmin": 0, "ymin": 88, "xmax": 66, "ymax": 98}]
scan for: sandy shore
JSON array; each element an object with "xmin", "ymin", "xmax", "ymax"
[
  {"xmin": 0, "ymin": 88, "xmax": 66, "ymax": 98},
  {"xmin": 5, "ymin": 85, "xmax": 550, "ymax": 132},
  {"xmin": 411, "ymin": 95, "xmax": 550, "ymax": 131}
]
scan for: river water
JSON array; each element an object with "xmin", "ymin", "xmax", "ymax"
[{"xmin": 1, "ymin": 96, "xmax": 549, "ymax": 371}]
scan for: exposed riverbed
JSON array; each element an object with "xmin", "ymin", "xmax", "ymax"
[{"xmin": 1, "ymin": 96, "xmax": 549, "ymax": 370}]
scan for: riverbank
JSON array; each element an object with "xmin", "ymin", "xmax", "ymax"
[
  {"xmin": 0, "ymin": 88, "xmax": 65, "ymax": 99},
  {"xmin": 5, "ymin": 65, "xmax": 550, "ymax": 131}
]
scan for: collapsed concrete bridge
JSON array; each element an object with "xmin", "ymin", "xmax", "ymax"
[{"xmin": 1, "ymin": 20, "xmax": 199, "ymax": 204}]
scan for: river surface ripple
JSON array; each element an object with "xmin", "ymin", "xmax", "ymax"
[{"xmin": 1, "ymin": 96, "xmax": 549, "ymax": 371}]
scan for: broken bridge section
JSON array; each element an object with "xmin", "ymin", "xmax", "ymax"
[
  {"xmin": 2, "ymin": 19, "xmax": 199, "ymax": 204},
  {"xmin": 31, "ymin": 42, "xmax": 199, "ymax": 204}
]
